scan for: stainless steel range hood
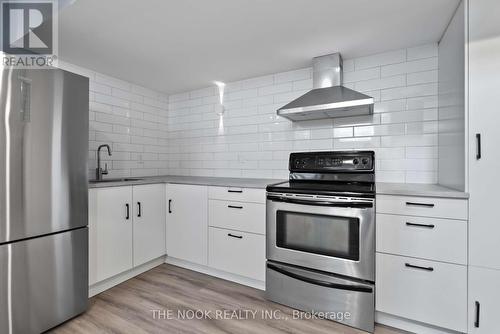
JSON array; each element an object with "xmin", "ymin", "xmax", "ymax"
[{"xmin": 277, "ymin": 53, "xmax": 374, "ymax": 121}]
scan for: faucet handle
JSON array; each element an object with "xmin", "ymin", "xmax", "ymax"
[{"xmin": 103, "ymin": 163, "xmax": 109, "ymax": 175}]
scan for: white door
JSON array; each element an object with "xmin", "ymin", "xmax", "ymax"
[
  {"xmin": 468, "ymin": 266, "xmax": 500, "ymax": 333},
  {"xmin": 468, "ymin": 0, "xmax": 500, "ymax": 269},
  {"xmin": 133, "ymin": 184, "xmax": 166, "ymax": 266},
  {"xmin": 88, "ymin": 186, "xmax": 133, "ymax": 284},
  {"xmin": 166, "ymin": 184, "xmax": 208, "ymax": 265}
]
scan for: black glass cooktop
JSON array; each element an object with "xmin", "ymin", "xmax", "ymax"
[{"xmin": 266, "ymin": 181, "xmax": 375, "ymax": 198}]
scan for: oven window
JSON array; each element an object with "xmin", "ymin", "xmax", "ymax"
[{"xmin": 276, "ymin": 211, "xmax": 360, "ymax": 261}]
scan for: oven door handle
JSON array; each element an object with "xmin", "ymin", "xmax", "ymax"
[
  {"xmin": 267, "ymin": 263, "xmax": 373, "ymax": 293},
  {"xmin": 268, "ymin": 196, "xmax": 373, "ymax": 208}
]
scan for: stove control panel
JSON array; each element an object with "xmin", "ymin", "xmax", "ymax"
[{"xmin": 290, "ymin": 151, "xmax": 374, "ymax": 172}]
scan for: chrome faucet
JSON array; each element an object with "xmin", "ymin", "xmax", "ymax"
[{"xmin": 96, "ymin": 144, "xmax": 112, "ymax": 181}]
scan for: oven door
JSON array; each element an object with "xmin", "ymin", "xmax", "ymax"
[{"xmin": 266, "ymin": 194, "xmax": 375, "ymax": 281}]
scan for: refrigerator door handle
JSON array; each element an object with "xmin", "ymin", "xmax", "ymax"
[{"xmin": 19, "ymin": 77, "xmax": 31, "ymax": 122}]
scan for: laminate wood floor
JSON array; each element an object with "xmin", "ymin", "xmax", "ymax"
[{"xmin": 51, "ymin": 264, "xmax": 405, "ymax": 334}]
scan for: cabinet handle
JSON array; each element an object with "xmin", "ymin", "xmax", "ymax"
[
  {"xmin": 406, "ymin": 222, "xmax": 435, "ymax": 229},
  {"xmin": 125, "ymin": 204, "xmax": 130, "ymax": 220},
  {"xmin": 227, "ymin": 233, "xmax": 243, "ymax": 239},
  {"xmin": 405, "ymin": 201, "xmax": 434, "ymax": 208},
  {"xmin": 228, "ymin": 205, "xmax": 243, "ymax": 209},
  {"xmin": 168, "ymin": 199, "xmax": 172, "ymax": 213},
  {"xmin": 405, "ymin": 263, "xmax": 434, "ymax": 272},
  {"xmin": 137, "ymin": 202, "xmax": 141, "ymax": 217},
  {"xmin": 228, "ymin": 189, "xmax": 243, "ymax": 193},
  {"xmin": 476, "ymin": 133, "xmax": 481, "ymax": 160},
  {"xmin": 474, "ymin": 301, "xmax": 480, "ymax": 328}
]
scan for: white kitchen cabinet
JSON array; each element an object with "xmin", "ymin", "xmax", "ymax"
[
  {"xmin": 468, "ymin": 266, "xmax": 500, "ymax": 333},
  {"xmin": 89, "ymin": 186, "xmax": 133, "ymax": 284},
  {"xmin": 468, "ymin": 0, "xmax": 500, "ymax": 270},
  {"xmin": 166, "ymin": 184, "xmax": 208, "ymax": 265},
  {"xmin": 208, "ymin": 227, "xmax": 265, "ymax": 281},
  {"xmin": 376, "ymin": 253, "xmax": 467, "ymax": 333},
  {"xmin": 208, "ymin": 199, "xmax": 265, "ymax": 235},
  {"xmin": 376, "ymin": 213, "xmax": 467, "ymax": 264},
  {"xmin": 376, "ymin": 195, "xmax": 467, "ymax": 220},
  {"xmin": 132, "ymin": 184, "xmax": 166, "ymax": 266}
]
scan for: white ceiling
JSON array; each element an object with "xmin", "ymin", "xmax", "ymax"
[{"xmin": 58, "ymin": 0, "xmax": 459, "ymax": 94}]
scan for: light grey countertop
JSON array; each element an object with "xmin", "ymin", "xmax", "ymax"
[
  {"xmin": 88, "ymin": 175, "xmax": 285, "ymax": 189},
  {"xmin": 89, "ymin": 175, "xmax": 469, "ymax": 199},
  {"xmin": 376, "ymin": 182, "xmax": 469, "ymax": 199}
]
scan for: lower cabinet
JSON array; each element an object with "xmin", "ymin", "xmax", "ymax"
[
  {"xmin": 89, "ymin": 184, "xmax": 166, "ymax": 285},
  {"xmin": 376, "ymin": 253, "xmax": 467, "ymax": 332},
  {"xmin": 133, "ymin": 184, "xmax": 166, "ymax": 266},
  {"xmin": 89, "ymin": 186, "xmax": 133, "ymax": 285},
  {"xmin": 468, "ymin": 266, "xmax": 500, "ymax": 333},
  {"xmin": 166, "ymin": 184, "xmax": 208, "ymax": 265},
  {"xmin": 208, "ymin": 227, "xmax": 265, "ymax": 281}
]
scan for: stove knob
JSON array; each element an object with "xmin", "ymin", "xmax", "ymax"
[
  {"xmin": 353, "ymin": 158, "xmax": 359, "ymax": 165},
  {"xmin": 362, "ymin": 158, "xmax": 369, "ymax": 165}
]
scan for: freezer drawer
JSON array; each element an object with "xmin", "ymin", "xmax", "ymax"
[
  {"xmin": 0, "ymin": 228, "xmax": 88, "ymax": 334},
  {"xmin": 266, "ymin": 261, "xmax": 374, "ymax": 333}
]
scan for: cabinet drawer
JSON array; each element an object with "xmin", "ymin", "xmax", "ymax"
[
  {"xmin": 209, "ymin": 200, "xmax": 265, "ymax": 235},
  {"xmin": 376, "ymin": 195, "xmax": 467, "ymax": 220},
  {"xmin": 208, "ymin": 227, "xmax": 265, "ymax": 281},
  {"xmin": 209, "ymin": 186, "xmax": 265, "ymax": 204},
  {"xmin": 376, "ymin": 253, "xmax": 467, "ymax": 332},
  {"xmin": 376, "ymin": 214, "xmax": 467, "ymax": 264}
]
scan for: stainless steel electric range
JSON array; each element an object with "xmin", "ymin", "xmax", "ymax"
[{"xmin": 265, "ymin": 151, "xmax": 375, "ymax": 333}]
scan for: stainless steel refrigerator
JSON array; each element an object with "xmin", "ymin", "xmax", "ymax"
[{"xmin": 0, "ymin": 68, "xmax": 89, "ymax": 333}]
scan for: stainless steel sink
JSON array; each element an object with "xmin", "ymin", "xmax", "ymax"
[{"xmin": 89, "ymin": 178, "xmax": 143, "ymax": 183}]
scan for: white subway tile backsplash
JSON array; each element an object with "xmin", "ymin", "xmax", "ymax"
[
  {"xmin": 355, "ymin": 49, "xmax": 406, "ymax": 70},
  {"xmin": 65, "ymin": 43, "xmax": 441, "ymax": 183},
  {"xmin": 407, "ymin": 70, "xmax": 438, "ymax": 85},
  {"xmin": 354, "ymin": 75, "xmax": 405, "ymax": 92},
  {"xmin": 274, "ymin": 68, "xmax": 312, "ymax": 83},
  {"xmin": 381, "ymin": 83, "xmax": 437, "ymax": 101},
  {"xmin": 381, "ymin": 57, "xmax": 438, "ymax": 77}
]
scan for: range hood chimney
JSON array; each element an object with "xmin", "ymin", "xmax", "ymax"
[{"xmin": 277, "ymin": 53, "xmax": 374, "ymax": 121}]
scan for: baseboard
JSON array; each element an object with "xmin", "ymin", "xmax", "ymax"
[
  {"xmin": 89, "ymin": 256, "xmax": 166, "ymax": 297},
  {"xmin": 165, "ymin": 257, "xmax": 265, "ymax": 291},
  {"xmin": 375, "ymin": 312, "xmax": 465, "ymax": 334}
]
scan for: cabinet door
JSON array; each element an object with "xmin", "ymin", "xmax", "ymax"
[
  {"xmin": 469, "ymin": 0, "xmax": 500, "ymax": 269},
  {"xmin": 89, "ymin": 186, "xmax": 133, "ymax": 284},
  {"xmin": 166, "ymin": 184, "xmax": 208, "ymax": 265},
  {"xmin": 468, "ymin": 266, "xmax": 500, "ymax": 333},
  {"xmin": 133, "ymin": 184, "xmax": 166, "ymax": 266}
]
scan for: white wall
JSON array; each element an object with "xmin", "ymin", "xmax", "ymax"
[
  {"xmin": 57, "ymin": 61, "xmax": 170, "ymax": 178},
  {"xmin": 166, "ymin": 44, "xmax": 439, "ymax": 182},
  {"xmin": 438, "ymin": 1, "xmax": 466, "ymax": 191}
]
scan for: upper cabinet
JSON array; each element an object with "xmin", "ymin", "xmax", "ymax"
[{"xmin": 468, "ymin": 0, "xmax": 500, "ymax": 270}]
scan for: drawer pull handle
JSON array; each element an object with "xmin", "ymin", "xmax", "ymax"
[
  {"xmin": 137, "ymin": 202, "xmax": 142, "ymax": 217},
  {"xmin": 405, "ymin": 263, "xmax": 434, "ymax": 272},
  {"xmin": 125, "ymin": 203, "xmax": 130, "ymax": 220},
  {"xmin": 228, "ymin": 233, "xmax": 243, "ymax": 239},
  {"xmin": 228, "ymin": 205, "xmax": 243, "ymax": 209},
  {"xmin": 475, "ymin": 301, "xmax": 480, "ymax": 328},
  {"xmin": 406, "ymin": 222, "xmax": 435, "ymax": 229},
  {"xmin": 228, "ymin": 189, "xmax": 243, "ymax": 193},
  {"xmin": 476, "ymin": 133, "xmax": 481, "ymax": 160},
  {"xmin": 168, "ymin": 199, "xmax": 172, "ymax": 213},
  {"xmin": 405, "ymin": 201, "xmax": 434, "ymax": 208}
]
